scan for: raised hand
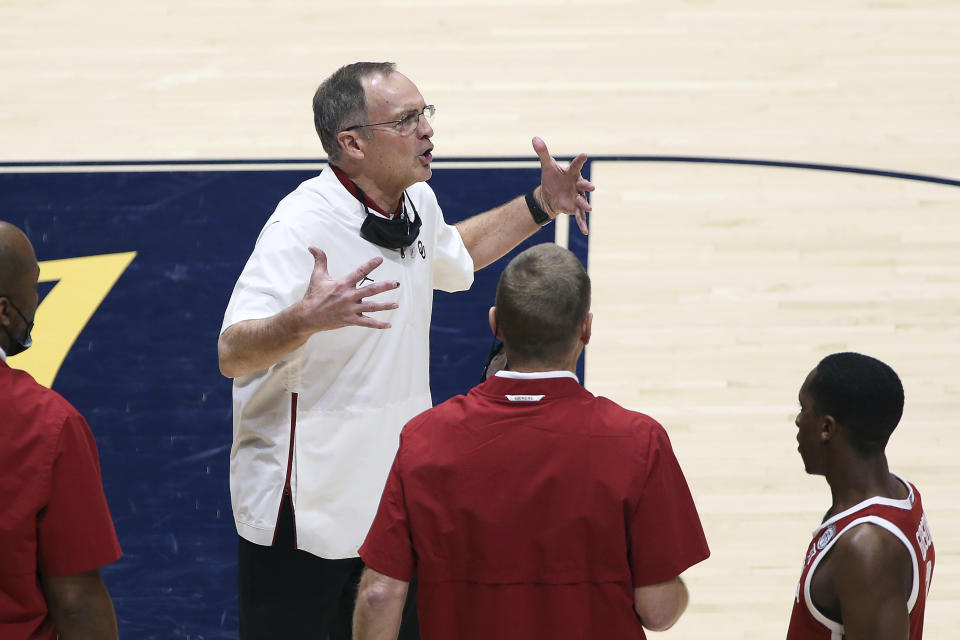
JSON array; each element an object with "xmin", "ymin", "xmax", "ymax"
[
  {"xmin": 532, "ymin": 136, "xmax": 595, "ymax": 235},
  {"xmin": 299, "ymin": 247, "xmax": 400, "ymax": 332}
]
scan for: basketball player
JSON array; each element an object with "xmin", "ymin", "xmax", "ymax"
[{"xmin": 787, "ymin": 352, "xmax": 934, "ymax": 639}]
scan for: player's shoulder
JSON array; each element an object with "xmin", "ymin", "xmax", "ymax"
[
  {"xmin": 832, "ymin": 517, "xmax": 913, "ymax": 578},
  {"xmin": 253, "ymin": 178, "xmax": 338, "ymax": 250},
  {"xmin": 402, "ymin": 393, "xmax": 469, "ymax": 438},
  {"xmin": 1, "ymin": 365, "xmax": 79, "ymax": 432},
  {"xmin": 821, "ymin": 519, "xmax": 915, "ymax": 613},
  {"xmin": 272, "ymin": 175, "xmax": 335, "ymax": 223},
  {"xmin": 266, "ymin": 168, "xmax": 345, "ymax": 217},
  {"xmin": 592, "ymin": 394, "xmax": 669, "ymax": 439}
]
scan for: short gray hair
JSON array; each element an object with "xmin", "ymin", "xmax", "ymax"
[
  {"xmin": 495, "ymin": 243, "xmax": 591, "ymax": 366},
  {"xmin": 312, "ymin": 62, "xmax": 396, "ymax": 163}
]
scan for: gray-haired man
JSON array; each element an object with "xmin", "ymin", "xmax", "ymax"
[{"xmin": 218, "ymin": 61, "xmax": 594, "ymax": 638}]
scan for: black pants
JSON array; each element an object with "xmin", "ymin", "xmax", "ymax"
[{"xmin": 238, "ymin": 495, "xmax": 419, "ymax": 640}]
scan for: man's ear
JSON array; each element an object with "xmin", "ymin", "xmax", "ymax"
[
  {"xmin": 820, "ymin": 414, "xmax": 837, "ymax": 443},
  {"xmin": 488, "ymin": 306, "xmax": 502, "ymax": 339},
  {"xmin": 337, "ymin": 131, "xmax": 365, "ymax": 161},
  {"xmin": 0, "ymin": 297, "xmax": 12, "ymax": 330},
  {"xmin": 581, "ymin": 312, "xmax": 593, "ymax": 346}
]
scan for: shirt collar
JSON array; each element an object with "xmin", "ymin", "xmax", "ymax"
[
  {"xmin": 329, "ymin": 165, "xmax": 401, "ymax": 219},
  {"xmin": 494, "ymin": 370, "xmax": 579, "ymax": 382}
]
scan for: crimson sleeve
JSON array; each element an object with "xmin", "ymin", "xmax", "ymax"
[
  {"xmin": 358, "ymin": 448, "xmax": 416, "ymax": 582},
  {"xmin": 629, "ymin": 424, "xmax": 710, "ymax": 587},
  {"xmin": 37, "ymin": 411, "xmax": 122, "ymax": 577}
]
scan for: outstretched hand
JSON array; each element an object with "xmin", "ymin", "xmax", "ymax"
[
  {"xmin": 299, "ymin": 248, "xmax": 399, "ymax": 332},
  {"xmin": 532, "ymin": 136, "xmax": 595, "ymax": 235}
]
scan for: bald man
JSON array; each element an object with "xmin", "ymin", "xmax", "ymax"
[{"xmin": 0, "ymin": 221, "xmax": 122, "ymax": 640}]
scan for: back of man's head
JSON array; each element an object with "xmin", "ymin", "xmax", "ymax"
[
  {"xmin": 808, "ymin": 351, "xmax": 904, "ymax": 454},
  {"xmin": 0, "ymin": 221, "xmax": 39, "ymax": 356},
  {"xmin": 495, "ymin": 243, "xmax": 590, "ymax": 368},
  {"xmin": 313, "ymin": 61, "xmax": 396, "ymax": 163},
  {"xmin": 0, "ymin": 221, "xmax": 35, "ymax": 291}
]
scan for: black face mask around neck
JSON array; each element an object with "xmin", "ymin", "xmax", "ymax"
[{"xmin": 355, "ymin": 184, "xmax": 422, "ymax": 251}]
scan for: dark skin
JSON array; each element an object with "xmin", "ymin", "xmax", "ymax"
[
  {"xmin": 810, "ymin": 526, "xmax": 912, "ymax": 639},
  {"xmin": 41, "ymin": 570, "xmax": 119, "ymax": 640},
  {"xmin": 0, "ymin": 222, "xmax": 119, "ymax": 639},
  {"xmin": 0, "ymin": 222, "xmax": 39, "ymax": 354},
  {"xmin": 796, "ymin": 368, "xmax": 913, "ymax": 640}
]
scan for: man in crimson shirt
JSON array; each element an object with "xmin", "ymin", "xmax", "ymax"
[
  {"xmin": 0, "ymin": 221, "xmax": 122, "ymax": 640},
  {"xmin": 353, "ymin": 243, "xmax": 710, "ymax": 639}
]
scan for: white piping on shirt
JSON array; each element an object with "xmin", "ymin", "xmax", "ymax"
[
  {"xmin": 494, "ymin": 370, "xmax": 579, "ymax": 382},
  {"xmin": 803, "ymin": 515, "xmax": 920, "ymax": 637},
  {"xmin": 812, "ymin": 473, "xmax": 914, "ymax": 537}
]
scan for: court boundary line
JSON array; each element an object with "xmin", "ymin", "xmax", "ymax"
[{"xmin": 0, "ymin": 156, "xmax": 958, "ymax": 188}]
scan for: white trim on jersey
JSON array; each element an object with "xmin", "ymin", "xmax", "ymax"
[
  {"xmin": 803, "ymin": 514, "xmax": 920, "ymax": 637},
  {"xmin": 803, "ymin": 534, "xmax": 844, "ymax": 638},
  {"xmin": 811, "ymin": 473, "xmax": 913, "ymax": 538}
]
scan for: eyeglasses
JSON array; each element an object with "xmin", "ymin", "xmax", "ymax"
[{"xmin": 343, "ymin": 105, "xmax": 436, "ymax": 136}]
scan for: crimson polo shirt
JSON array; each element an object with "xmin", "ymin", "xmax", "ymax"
[
  {"xmin": 360, "ymin": 371, "xmax": 710, "ymax": 640},
  {"xmin": 0, "ymin": 358, "xmax": 122, "ymax": 640}
]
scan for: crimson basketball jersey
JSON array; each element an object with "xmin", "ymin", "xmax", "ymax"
[{"xmin": 786, "ymin": 474, "xmax": 934, "ymax": 640}]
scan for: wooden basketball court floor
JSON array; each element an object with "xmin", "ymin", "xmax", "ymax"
[{"xmin": 3, "ymin": 1, "xmax": 958, "ymax": 637}]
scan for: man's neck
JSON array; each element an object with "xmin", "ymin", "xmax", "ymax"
[
  {"xmin": 507, "ymin": 361, "xmax": 577, "ymax": 375},
  {"xmin": 331, "ymin": 165, "xmax": 403, "ymax": 215},
  {"xmin": 506, "ymin": 348, "xmax": 580, "ymax": 375},
  {"xmin": 825, "ymin": 454, "xmax": 903, "ymax": 516}
]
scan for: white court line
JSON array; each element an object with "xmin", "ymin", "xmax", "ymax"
[
  {"xmin": 0, "ymin": 163, "xmax": 327, "ymax": 173},
  {"xmin": 0, "ymin": 160, "xmax": 542, "ymax": 173}
]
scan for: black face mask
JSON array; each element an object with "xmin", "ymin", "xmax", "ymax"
[
  {"xmin": 480, "ymin": 339, "xmax": 508, "ymax": 382},
  {"xmin": 355, "ymin": 185, "xmax": 421, "ymax": 251},
  {"xmin": 1, "ymin": 297, "xmax": 34, "ymax": 357}
]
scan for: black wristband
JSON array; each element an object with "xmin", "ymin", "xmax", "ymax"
[{"xmin": 525, "ymin": 191, "xmax": 552, "ymax": 227}]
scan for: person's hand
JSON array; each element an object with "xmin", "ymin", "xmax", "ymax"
[
  {"xmin": 298, "ymin": 248, "xmax": 399, "ymax": 332},
  {"xmin": 532, "ymin": 136, "xmax": 595, "ymax": 235}
]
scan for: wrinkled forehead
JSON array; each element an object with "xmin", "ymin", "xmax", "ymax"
[{"xmin": 362, "ymin": 71, "xmax": 425, "ymax": 118}]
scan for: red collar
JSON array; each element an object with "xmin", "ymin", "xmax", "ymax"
[{"xmin": 330, "ymin": 165, "xmax": 401, "ymax": 219}]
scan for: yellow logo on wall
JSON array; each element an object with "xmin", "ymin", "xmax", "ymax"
[{"xmin": 9, "ymin": 251, "xmax": 137, "ymax": 388}]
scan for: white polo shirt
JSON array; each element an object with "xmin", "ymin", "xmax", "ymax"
[{"xmin": 221, "ymin": 167, "xmax": 474, "ymax": 559}]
